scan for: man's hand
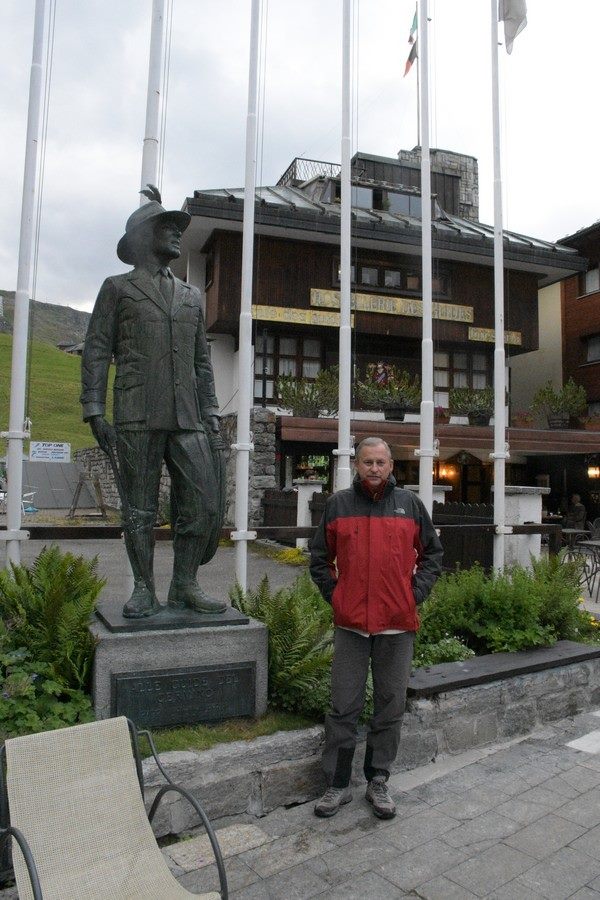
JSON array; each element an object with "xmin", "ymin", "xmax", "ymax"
[{"xmin": 88, "ymin": 416, "xmax": 116, "ymax": 453}]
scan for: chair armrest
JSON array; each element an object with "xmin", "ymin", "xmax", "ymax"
[
  {"xmin": 0, "ymin": 826, "xmax": 43, "ymax": 900},
  {"xmin": 148, "ymin": 784, "xmax": 228, "ymax": 899}
]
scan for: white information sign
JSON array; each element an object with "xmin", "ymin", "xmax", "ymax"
[{"xmin": 29, "ymin": 441, "xmax": 71, "ymax": 463}]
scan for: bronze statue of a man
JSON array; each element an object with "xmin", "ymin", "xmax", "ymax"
[{"xmin": 81, "ymin": 187, "xmax": 226, "ymax": 618}]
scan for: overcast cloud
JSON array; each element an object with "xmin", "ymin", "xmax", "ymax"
[{"xmin": 1, "ymin": 0, "xmax": 597, "ymax": 312}]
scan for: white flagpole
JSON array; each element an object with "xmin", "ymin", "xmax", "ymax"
[
  {"xmin": 416, "ymin": 0, "xmax": 435, "ymax": 514},
  {"xmin": 335, "ymin": 0, "xmax": 354, "ymax": 491},
  {"xmin": 232, "ymin": 0, "xmax": 260, "ymax": 590},
  {"xmin": 140, "ymin": 0, "xmax": 165, "ymax": 198},
  {"xmin": 3, "ymin": 0, "xmax": 46, "ymax": 567},
  {"xmin": 491, "ymin": 0, "xmax": 509, "ymax": 570}
]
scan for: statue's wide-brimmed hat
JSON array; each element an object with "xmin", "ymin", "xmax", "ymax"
[{"xmin": 117, "ymin": 187, "xmax": 191, "ymax": 264}]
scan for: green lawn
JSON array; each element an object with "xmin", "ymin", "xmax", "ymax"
[
  {"xmin": 0, "ymin": 333, "xmax": 113, "ymax": 455},
  {"xmin": 150, "ymin": 710, "xmax": 316, "ymax": 754}
]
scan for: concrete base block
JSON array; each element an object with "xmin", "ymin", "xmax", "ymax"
[{"xmin": 90, "ymin": 613, "xmax": 268, "ymax": 727}]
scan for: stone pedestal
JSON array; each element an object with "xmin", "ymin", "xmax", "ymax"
[
  {"xmin": 90, "ymin": 605, "xmax": 268, "ymax": 729},
  {"xmin": 497, "ymin": 485, "xmax": 551, "ymax": 568},
  {"xmin": 294, "ymin": 478, "xmax": 323, "ymax": 548}
]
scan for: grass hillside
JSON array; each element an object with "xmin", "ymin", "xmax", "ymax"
[
  {"xmin": 0, "ymin": 292, "xmax": 90, "ymax": 346},
  {"xmin": 0, "ymin": 333, "xmax": 113, "ymax": 455}
]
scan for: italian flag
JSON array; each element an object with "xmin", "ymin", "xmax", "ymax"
[
  {"xmin": 404, "ymin": 40, "xmax": 417, "ymax": 77},
  {"xmin": 408, "ymin": 9, "xmax": 417, "ymax": 43}
]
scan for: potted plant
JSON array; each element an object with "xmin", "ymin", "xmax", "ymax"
[
  {"xmin": 276, "ymin": 366, "xmax": 339, "ymax": 417},
  {"xmin": 511, "ymin": 409, "xmax": 534, "ymax": 428},
  {"xmin": 449, "ymin": 386, "xmax": 494, "ymax": 426},
  {"xmin": 579, "ymin": 414, "xmax": 600, "ymax": 431},
  {"xmin": 531, "ymin": 379, "xmax": 587, "ymax": 429},
  {"xmin": 354, "ymin": 362, "xmax": 421, "ymax": 421},
  {"xmin": 435, "ymin": 405, "xmax": 451, "ymax": 425}
]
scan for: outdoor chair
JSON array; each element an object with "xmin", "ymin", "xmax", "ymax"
[
  {"xmin": 20, "ymin": 491, "xmax": 38, "ymax": 514},
  {"xmin": 0, "ymin": 716, "xmax": 228, "ymax": 899}
]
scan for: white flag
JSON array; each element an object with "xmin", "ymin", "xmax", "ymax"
[{"xmin": 498, "ymin": 0, "xmax": 527, "ymax": 54}]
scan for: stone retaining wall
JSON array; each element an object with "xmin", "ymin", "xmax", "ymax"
[{"xmin": 144, "ymin": 648, "xmax": 600, "ymax": 837}]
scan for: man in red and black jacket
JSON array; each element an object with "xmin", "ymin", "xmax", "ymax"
[{"xmin": 310, "ymin": 437, "xmax": 443, "ymax": 819}]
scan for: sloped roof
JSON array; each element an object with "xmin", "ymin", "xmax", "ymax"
[{"xmin": 183, "ymin": 180, "xmax": 585, "ymax": 287}]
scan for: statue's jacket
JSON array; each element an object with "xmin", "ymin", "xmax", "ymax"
[{"xmin": 80, "ymin": 270, "xmax": 219, "ymax": 430}]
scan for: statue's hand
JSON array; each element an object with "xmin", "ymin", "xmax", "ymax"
[
  {"xmin": 88, "ymin": 416, "xmax": 116, "ymax": 453},
  {"xmin": 206, "ymin": 414, "xmax": 221, "ymax": 435}
]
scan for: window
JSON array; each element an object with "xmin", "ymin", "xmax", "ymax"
[
  {"xmin": 587, "ymin": 335, "xmax": 600, "ymax": 363},
  {"xmin": 254, "ymin": 333, "xmax": 323, "ymax": 402},
  {"xmin": 433, "ymin": 350, "xmax": 492, "ymax": 408},
  {"xmin": 351, "ymin": 186, "xmax": 373, "ymax": 209},
  {"xmin": 581, "ymin": 268, "xmax": 600, "ymax": 295},
  {"xmin": 333, "ymin": 260, "xmax": 448, "ymax": 297},
  {"xmin": 384, "ymin": 269, "xmax": 402, "ymax": 289},
  {"xmin": 386, "ymin": 191, "xmax": 422, "ymax": 217},
  {"xmin": 360, "ymin": 267, "xmax": 378, "ymax": 286}
]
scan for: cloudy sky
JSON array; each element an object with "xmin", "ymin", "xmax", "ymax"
[{"xmin": 1, "ymin": 0, "xmax": 597, "ymax": 312}]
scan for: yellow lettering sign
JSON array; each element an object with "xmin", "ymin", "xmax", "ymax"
[
  {"xmin": 253, "ymin": 304, "xmax": 354, "ymax": 327},
  {"xmin": 468, "ymin": 327, "xmax": 522, "ymax": 346},
  {"xmin": 310, "ymin": 288, "xmax": 474, "ymax": 323}
]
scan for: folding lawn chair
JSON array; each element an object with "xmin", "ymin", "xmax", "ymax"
[{"xmin": 0, "ymin": 717, "xmax": 227, "ymax": 899}]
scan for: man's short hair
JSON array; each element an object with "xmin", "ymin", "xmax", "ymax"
[{"xmin": 355, "ymin": 437, "xmax": 392, "ymax": 461}]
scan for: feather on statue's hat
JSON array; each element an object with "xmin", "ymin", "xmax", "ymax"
[{"xmin": 117, "ymin": 184, "xmax": 191, "ymax": 264}]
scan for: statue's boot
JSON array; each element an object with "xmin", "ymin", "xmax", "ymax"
[
  {"xmin": 167, "ymin": 580, "xmax": 226, "ymax": 613},
  {"xmin": 123, "ymin": 581, "xmax": 161, "ymax": 618},
  {"xmin": 168, "ymin": 533, "xmax": 226, "ymax": 613},
  {"xmin": 122, "ymin": 511, "xmax": 161, "ymax": 618}
]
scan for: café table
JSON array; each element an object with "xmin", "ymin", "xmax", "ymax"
[
  {"xmin": 574, "ymin": 539, "xmax": 600, "ymax": 602},
  {"xmin": 561, "ymin": 528, "xmax": 590, "ymax": 552}
]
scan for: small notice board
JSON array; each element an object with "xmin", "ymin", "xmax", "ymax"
[{"xmin": 29, "ymin": 441, "xmax": 71, "ymax": 463}]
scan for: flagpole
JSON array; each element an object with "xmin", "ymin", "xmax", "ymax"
[
  {"xmin": 415, "ymin": 2, "xmax": 421, "ymax": 145},
  {"xmin": 232, "ymin": 0, "xmax": 260, "ymax": 590},
  {"xmin": 416, "ymin": 0, "xmax": 435, "ymax": 514},
  {"xmin": 3, "ymin": 0, "xmax": 46, "ymax": 568},
  {"xmin": 140, "ymin": 0, "xmax": 165, "ymax": 199},
  {"xmin": 491, "ymin": 0, "xmax": 509, "ymax": 570},
  {"xmin": 335, "ymin": 0, "xmax": 354, "ymax": 491}
]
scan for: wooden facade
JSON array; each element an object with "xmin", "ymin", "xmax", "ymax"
[
  {"xmin": 205, "ymin": 231, "xmax": 540, "ymax": 355},
  {"xmin": 179, "ymin": 150, "xmax": 588, "ymax": 506}
]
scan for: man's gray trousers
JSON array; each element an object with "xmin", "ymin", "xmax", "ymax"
[{"xmin": 322, "ymin": 627, "xmax": 415, "ymax": 788}]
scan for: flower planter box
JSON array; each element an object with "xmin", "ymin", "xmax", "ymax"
[
  {"xmin": 547, "ymin": 413, "xmax": 571, "ymax": 429},
  {"xmin": 383, "ymin": 408, "xmax": 408, "ymax": 421},
  {"xmin": 468, "ymin": 413, "xmax": 491, "ymax": 426}
]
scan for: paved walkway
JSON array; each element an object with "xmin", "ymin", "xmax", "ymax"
[{"xmin": 164, "ymin": 708, "xmax": 600, "ymax": 899}]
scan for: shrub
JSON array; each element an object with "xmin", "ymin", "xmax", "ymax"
[
  {"xmin": 355, "ymin": 364, "xmax": 420, "ymax": 411},
  {"xmin": 230, "ymin": 572, "xmax": 334, "ymax": 717},
  {"xmin": 0, "ymin": 632, "xmax": 94, "ymax": 740},
  {"xmin": 413, "ymin": 635, "xmax": 475, "ymax": 668},
  {"xmin": 0, "ymin": 545, "xmax": 105, "ymax": 691},
  {"xmin": 273, "ymin": 547, "xmax": 309, "ymax": 566},
  {"xmin": 276, "ymin": 366, "xmax": 339, "ymax": 417},
  {"xmin": 531, "ymin": 553, "xmax": 599, "ymax": 642},
  {"xmin": 531, "ymin": 378, "xmax": 587, "ymax": 417},
  {"xmin": 449, "ymin": 386, "xmax": 494, "ymax": 417},
  {"xmin": 419, "ymin": 559, "xmax": 598, "ymax": 655}
]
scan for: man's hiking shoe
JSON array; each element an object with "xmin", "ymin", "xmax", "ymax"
[
  {"xmin": 366, "ymin": 776, "xmax": 396, "ymax": 819},
  {"xmin": 314, "ymin": 786, "xmax": 352, "ymax": 818}
]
